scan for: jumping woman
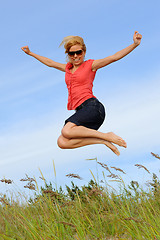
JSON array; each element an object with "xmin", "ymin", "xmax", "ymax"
[{"xmin": 21, "ymin": 31, "xmax": 142, "ymax": 156}]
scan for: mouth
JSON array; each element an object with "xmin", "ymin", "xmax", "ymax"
[{"xmin": 73, "ymin": 58, "xmax": 81, "ymax": 63}]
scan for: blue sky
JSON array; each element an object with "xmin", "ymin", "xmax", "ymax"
[{"xmin": 0, "ymin": 0, "xmax": 160, "ymax": 195}]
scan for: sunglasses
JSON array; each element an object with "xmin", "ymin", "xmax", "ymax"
[{"xmin": 68, "ymin": 50, "xmax": 83, "ymax": 57}]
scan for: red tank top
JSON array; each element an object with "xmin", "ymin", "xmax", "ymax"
[{"xmin": 65, "ymin": 59, "xmax": 97, "ymax": 110}]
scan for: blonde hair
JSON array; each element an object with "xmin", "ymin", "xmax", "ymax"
[{"xmin": 59, "ymin": 36, "xmax": 86, "ymax": 54}]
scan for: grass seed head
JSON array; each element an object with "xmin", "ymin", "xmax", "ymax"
[
  {"xmin": 20, "ymin": 174, "xmax": 36, "ymax": 182},
  {"xmin": 135, "ymin": 164, "xmax": 150, "ymax": 174},
  {"xmin": 151, "ymin": 152, "xmax": 160, "ymax": 160},
  {"xmin": 24, "ymin": 182, "xmax": 36, "ymax": 190},
  {"xmin": 0, "ymin": 179, "xmax": 13, "ymax": 184},
  {"xmin": 42, "ymin": 190, "xmax": 59, "ymax": 197},
  {"xmin": 97, "ymin": 162, "xmax": 111, "ymax": 173},
  {"xmin": 110, "ymin": 166, "xmax": 126, "ymax": 174},
  {"xmin": 107, "ymin": 173, "xmax": 121, "ymax": 180},
  {"xmin": 66, "ymin": 174, "xmax": 82, "ymax": 180}
]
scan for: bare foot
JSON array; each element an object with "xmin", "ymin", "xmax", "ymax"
[
  {"xmin": 105, "ymin": 132, "xmax": 127, "ymax": 148},
  {"xmin": 104, "ymin": 141, "xmax": 120, "ymax": 156}
]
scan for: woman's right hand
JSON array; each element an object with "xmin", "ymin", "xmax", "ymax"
[{"xmin": 21, "ymin": 46, "xmax": 31, "ymax": 55}]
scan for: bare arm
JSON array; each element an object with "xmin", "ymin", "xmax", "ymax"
[
  {"xmin": 92, "ymin": 31, "xmax": 142, "ymax": 71},
  {"xmin": 21, "ymin": 46, "xmax": 66, "ymax": 72}
]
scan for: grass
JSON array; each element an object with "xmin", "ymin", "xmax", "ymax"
[{"xmin": 0, "ymin": 152, "xmax": 160, "ymax": 240}]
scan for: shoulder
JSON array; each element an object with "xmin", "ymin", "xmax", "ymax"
[
  {"xmin": 85, "ymin": 59, "xmax": 97, "ymax": 72},
  {"xmin": 66, "ymin": 62, "xmax": 72, "ymax": 68},
  {"xmin": 85, "ymin": 59, "xmax": 94, "ymax": 64},
  {"xmin": 65, "ymin": 62, "xmax": 73, "ymax": 71},
  {"xmin": 84, "ymin": 59, "xmax": 95, "ymax": 68}
]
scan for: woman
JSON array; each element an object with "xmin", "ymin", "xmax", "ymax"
[{"xmin": 21, "ymin": 31, "xmax": 142, "ymax": 156}]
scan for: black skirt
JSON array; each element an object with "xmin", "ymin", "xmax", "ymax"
[{"xmin": 65, "ymin": 97, "xmax": 105, "ymax": 130}]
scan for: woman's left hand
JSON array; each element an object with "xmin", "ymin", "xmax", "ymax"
[{"xmin": 133, "ymin": 31, "xmax": 142, "ymax": 46}]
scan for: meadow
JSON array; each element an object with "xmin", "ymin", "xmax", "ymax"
[{"xmin": 0, "ymin": 152, "xmax": 160, "ymax": 240}]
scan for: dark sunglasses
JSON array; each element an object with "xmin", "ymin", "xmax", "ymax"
[{"xmin": 68, "ymin": 50, "xmax": 83, "ymax": 56}]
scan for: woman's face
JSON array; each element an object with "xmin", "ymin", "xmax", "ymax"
[{"xmin": 68, "ymin": 44, "xmax": 85, "ymax": 66}]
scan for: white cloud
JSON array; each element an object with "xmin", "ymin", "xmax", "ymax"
[
  {"xmin": 99, "ymin": 71, "xmax": 160, "ymax": 150},
  {"xmin": 0, "ymin": 63, "xmax": 64, "ymax": 104}
]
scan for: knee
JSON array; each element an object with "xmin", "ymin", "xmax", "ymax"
[
  {"xmin": 57, "ymin": 135, "xmax": 67, "ymax": 149},
  {"xmin": 61, "ymin": 127, "xmax": 71, "ymax": 139}
]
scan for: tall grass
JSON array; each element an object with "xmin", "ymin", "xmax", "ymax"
[{"xmin": 0, "ymin": 152, "xmax": 160, "ymax": 240}]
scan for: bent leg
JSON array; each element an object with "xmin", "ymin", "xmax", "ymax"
[
  {"xmin": 57, "ymin": 135, "xmax": 120, "ymax": 156},
  {"xmin": 62, "ymin": 122, "xmax": 127, "ymax": 148}
]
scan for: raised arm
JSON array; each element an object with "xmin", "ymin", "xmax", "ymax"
[
  {"xmin": 92, "ymin": 31, "xmax": 142, "ymax": 71},
  {"xmin": 21, "ymin": 46, "xmax": 66, "ymax": 72}
]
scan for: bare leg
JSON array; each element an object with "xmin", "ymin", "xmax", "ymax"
[
  {"xmin": 62, "ymin": 122, "xmax": 127, "ymax": 148},
  {"xmin": 57, "ymin": 135, "xmax": 120, "ymax": 156}
]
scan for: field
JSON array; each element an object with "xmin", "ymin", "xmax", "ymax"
[{"xmin": 0, "ymin": 152, "xmax": 160, "ymax": 240}]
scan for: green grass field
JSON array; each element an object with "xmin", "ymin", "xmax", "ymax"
[{"xmin": 0, "ymin": 153, "xmax": 160, "ymax": 240}]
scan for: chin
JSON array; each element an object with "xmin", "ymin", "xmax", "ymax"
[{"xmin": 74, "ymin": 60, "xmax": 84, "ymax": 66}]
